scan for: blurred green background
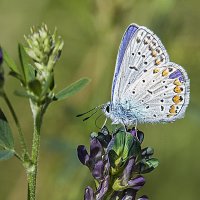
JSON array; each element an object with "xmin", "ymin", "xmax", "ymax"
[{"xmin": 0, "ymin": 0, "xmax": 199, "ymax": 199}]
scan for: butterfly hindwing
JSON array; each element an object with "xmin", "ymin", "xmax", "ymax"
[{"xmin": 122, "ymin": 62, "xmax": 190, "ymax": 123}]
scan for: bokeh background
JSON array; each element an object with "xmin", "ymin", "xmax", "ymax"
[{"xmin": 0, "ymin": 0, "xmax": 199, "ymax": 199}]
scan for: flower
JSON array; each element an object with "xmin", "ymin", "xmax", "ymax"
[
  {"xmin": 77, "ymin": 126, "xmax": 159, "ymax": 200},
  {"xmin": 24, "ymin": 24, "xmax": 64, "ymax": 83}
]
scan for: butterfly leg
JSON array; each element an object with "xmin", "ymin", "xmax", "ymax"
[{"xmin": 101, "ymin": 118, "xmax": 107, "ymax": 129}]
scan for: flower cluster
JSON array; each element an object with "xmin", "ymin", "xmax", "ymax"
[
  {"xmin": 24, "ymin": 24, "xmax": 64, "ymax": 84},
  {"xmin": 77, "ymin": 126, "xmax": 159, "ymax": 200}
]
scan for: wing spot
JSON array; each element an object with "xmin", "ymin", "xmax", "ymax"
[
  {"xmin": 132, "ymin": 53, "xmax": 135, "ymax": 56},
  {"xmin": 161, "ymin": 99, "xmax": 164, "ymax": 102},
  {"xmin": 174, "ymin": 86, "xmax": 183, "ymax": 93},
  {"xmin": 138, "ymin": 52, "xmax": 141, "ymax": 55},
  {"xmin": 165, "ymin": 86, "xmax": 168, "ymax": 88},
  {"xmin": 146, "ymin": 106, "xmax": 149, "ymax": 109},
  {"xmin": 169, "ymin": 68, "xmax": 173, "ymax": 72},
  {"xmin": 161, "ymin": 106, "xmax": 164, "ymax": 111},
  {"xmin": 153, "ymin": 68, "xmax": 159, "ymax": 73},
  {"xmin": 142, "ymin": 54, "xmax": 145, "ymax": 58},
  {"xmin": 144, "ymin": 61, "xmax": 148, "ymax": 65},
  {"xmin": 142, "ymin": 80, "xmax": 145, "ymax": 83},
  {"xmin": 144, "ymin": 69, "xmax": 147, "ymax": 72},
  {"xmin": 153, "ymin": 114, "xmax": 157, "ymax": 117},
  {"xmin": 172, "ymin": 95, "xmax": 183, "ymax": 104},
  {"xmin": 132, "ymin": 91, "xmax": 135, "ymax": 94},
  {"xmin": 129, "ymin": 66, "xmax": 138, "ymax": 71}
]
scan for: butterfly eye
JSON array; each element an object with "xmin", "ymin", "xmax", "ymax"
[{"xmin": 106, "ymin": 105, "xmax": 110, "ymax": 113}]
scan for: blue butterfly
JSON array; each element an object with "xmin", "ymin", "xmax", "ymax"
[{"xmin": 102, "ymin": 24, "xmax": 190, "ymax": 126}]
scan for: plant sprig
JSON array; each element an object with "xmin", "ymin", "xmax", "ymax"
[{"xmin": 0, "ymin": 24, "xmax": 90, "ymax": 200}]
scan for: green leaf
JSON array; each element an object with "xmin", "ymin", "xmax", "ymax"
[
  {"xmin": 9, "ymin": 71, "xmax": 24, "ymax": 83},
  {"xmin": 1, "ymin": 48, "xmax": 19, "ymax": 73},
  {"xmin": 55, "ymin": 78, "xmax": 91, "ymax": 101},
  {"xmin": 110, "ymin": 131, "xmax": 141, "ymax": 163},
  {"xmin": 139, "ymin": 158, "xmax": 159, "ymax": 174},
  {"xmin": 0, "ymin": 149, "xmax": 14, "ymax": 161},
  {"xmin": 0, "ymin": 109, "xmax": 14, "ymax": 149},
  {"xmin": 146, "ymin": 158, "xmax": 159, "ymax": 168},
  {"xmin": 18, "ymin": 43, "xmax": 35, "ymax": 84},
  {"xmin": 14, "ymin": 90, "xmax": 33, "ymax": 99},
  {"xmin": 108, "ymin": 131, "xmax": 141, "ymax": 174}
]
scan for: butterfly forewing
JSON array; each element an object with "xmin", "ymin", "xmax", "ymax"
[{"xmin": 112, "ymin": 24, "xmax": 170, "ymax": 104}]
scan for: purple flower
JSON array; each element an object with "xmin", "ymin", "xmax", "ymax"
[
  {"xmin": 84, "ymin": 186, "xmax": 94, "ymax": 200},
  {"xmin": 78, "ymin": 126, "xmax": 158, "ymax": 200},
  {"xmin": 77, "ymin": 137, "xmax": 107, "ymax": 181},
  {"xmin": 138, "ymin": 195, "xmax": 149, "ymax": 200}
]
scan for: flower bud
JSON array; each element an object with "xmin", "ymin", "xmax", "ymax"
[{"xmin": 24, "ymin": 24, "xmax": 64, "ymax": 82}]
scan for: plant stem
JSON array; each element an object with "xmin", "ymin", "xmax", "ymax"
[
  {"xmin": 27, "ymin": 104, "xmax": 42, "ymax": 200},
  {"xmin": 2, "ymin": 91, "xmax": 28, "ymax": 154}
]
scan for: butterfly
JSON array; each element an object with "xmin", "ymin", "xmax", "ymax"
[{"xmin": 102, "ymin": 23, "xmax": 190, "ymax": 126}]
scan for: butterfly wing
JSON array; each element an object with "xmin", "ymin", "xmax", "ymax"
[
  {"xmin": 111, "ymin": 24, "xmax": 139, "ymax": 103},
  {"xmin": 122, "ymin": 62, "xmax": 190, "ymax": 123},
  {"xmin": 111, "ymin": 24, "xmax": 189, "ymax": 123},
  {"xmin": 112, "ymin": 24, "xmax": 169, "ymax": 105}
]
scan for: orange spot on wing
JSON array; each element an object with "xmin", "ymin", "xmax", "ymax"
[
  {"xmin": 169, "ymin": 105, "xmax": 176, "ymax": 114},
  {"xmin": 151, "ymin": 50, "xmax": 157, "ymax": 57},
  {"xmin": 162, "ymin": 69, "xmax": 169, "ymax": 76},
  {"xmin": 174, "ymin": 86, "xmax": 183, "ymax": 93},
  {"xmin": 155, "ymin": 59, "xmax": 161, "ymax": 65},
  {"xmin": 174, "ymin": 79, "xmax": 181, "ymax": 86},
  {"xmin": 173, "ymin": 95, "xmax": 183, "ymax": 104}
]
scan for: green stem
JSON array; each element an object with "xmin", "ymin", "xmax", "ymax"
[
  {"xmin": 2, "ymin": 91, "xmax": 28, "ymax": 154},
  {"xmin": 27, "ymin": 104, "xmax": 42, "ymax": 200}
]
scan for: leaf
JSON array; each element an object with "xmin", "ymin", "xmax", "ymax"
[
  {"xmin": 0, "ymin": 149, "xmax": 14, "ymax": 161},
  {"xmin": 1, "ymin": 48, "xmax": 19, "ymax": 73},
  {"xmin": 139, "ymin": 158, "xmax": 159, "ymax": 174},
  {"xmin": 146, "ymin": 158, "xmax": 159, "ymax": 169},
  {"xmin": 0, "ymin": 109, "xmax": 14, "ymax": 149},
  {"xmin": 55, "ymin": 78, "xmax": 91, "ymax": 101},
  {"xmin": 111, "ymin": 131, "xmax": 141, "ymax": 163},
  {"xmin": 18, "ymin": 43, "xmax": 35, "ymax": 84},
  {"xmin": 108, "ymin": 131, "xmax": 141, "ymax": 174},
  {"xmin": 14, "ymin": 90, "xmax": 33, "ymax": 99},
  {"xmin": 9, "ymin": 71, "xmax": 24, "ymax": 83}
]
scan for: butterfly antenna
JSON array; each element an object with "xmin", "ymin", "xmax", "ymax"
[
  {"xmin": 82, "ymin": 108, "xmax": 100, "ymax": 121},
  {"xmin": 76, "ymin": 106, "xmax": 100, "ymax": 117}
]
